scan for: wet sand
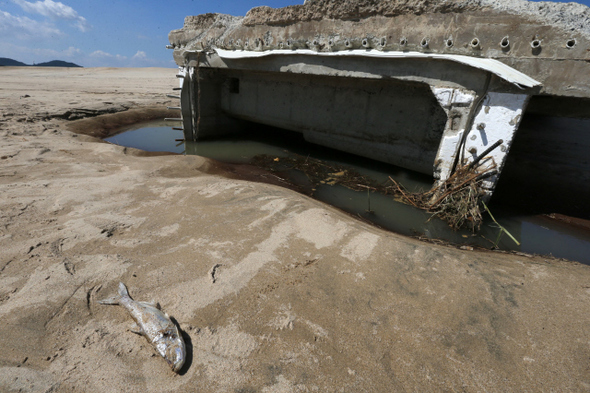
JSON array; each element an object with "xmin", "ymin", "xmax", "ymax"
[{"xmin": 1, "ymin": 67, "xmax": 590, "ymax": 392}]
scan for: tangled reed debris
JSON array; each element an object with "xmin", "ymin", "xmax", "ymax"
[
  {"xmin": 250, "ymin": 153, "xmax": 380, "ymax": 192},
  {"xmin": 386, "ymin": 164, "xmax": 497, "ymax": 231},
  {"xmin": 251, "ymin": 153, "xmax": 497, "ymax": 231}
]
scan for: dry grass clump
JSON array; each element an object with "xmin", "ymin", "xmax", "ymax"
[{"xmin": 387, "ymin": 164, "xmax": 496, "ymax": 231}]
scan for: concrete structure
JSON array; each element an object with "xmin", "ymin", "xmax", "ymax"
[{"xmin": 168, "ymin": 0, "xmax": 590, "ymax": 200}]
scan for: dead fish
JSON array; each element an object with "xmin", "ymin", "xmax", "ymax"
[{"xmin": 99, "ymin": 282, "xmax": 186, "ymax": 372}]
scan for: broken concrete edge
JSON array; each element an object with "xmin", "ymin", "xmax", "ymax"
[
  {"xmin": 167, "ymin": 0, "xmax": 590, "ymax": 101},
  {"xmin": 172, "ymin": 1, "xmax": 590, "ymax": 41},
  {"xmin": 242, "ymin": 0, "xmax": 590, "ymax": 41}
]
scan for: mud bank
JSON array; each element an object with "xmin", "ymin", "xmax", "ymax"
[{"xmin": 1, "ymin": 67, "xmax": 590, "ymax": 392}]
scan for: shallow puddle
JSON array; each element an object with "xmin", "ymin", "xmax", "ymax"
[{"xmin": 105, "ymin": 122, "xmax": 590, "ymax": 264}]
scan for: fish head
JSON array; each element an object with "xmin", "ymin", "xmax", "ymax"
[
  {"xmin": 156, "ymin": 334, "xmax": 186, "ymax": 373},
  {"xmin": 169, "ymin": 344, "xmax": 186, "ymax": 373}
]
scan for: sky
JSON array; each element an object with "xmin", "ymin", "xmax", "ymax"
[{"xmin": 0, "ymin": 0, "xmax": 588, "ymax": 68}]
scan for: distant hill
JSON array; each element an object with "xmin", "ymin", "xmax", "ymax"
[
  {"xmin": 0, "ymin": 57, "xmax": 82, "ymax": 67},
  {"xmin": 0, "ymin": 57, "xmax": 28, "ymax": 66},
  {"xmin": 35, "ymin": 60, "xmax": 82, "ymax": 68}
]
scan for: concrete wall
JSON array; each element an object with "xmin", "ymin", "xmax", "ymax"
[
  {"xmin": 170, "ymin": 3, "xmax": 590, "ymax": 99},
  {"xmin": 219, "ymin": 71, "xmax": 447, "ymax": 174}
]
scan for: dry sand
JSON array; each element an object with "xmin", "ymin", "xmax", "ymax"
[{"xmin": 1, "ymin": 67, "xmax": 590, "ymax": 392}]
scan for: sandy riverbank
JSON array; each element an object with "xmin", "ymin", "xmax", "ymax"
[{"xmin": 1, "ymin": 67, "xmax": 589, "ymax": 392}]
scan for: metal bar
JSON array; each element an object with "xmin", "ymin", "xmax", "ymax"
[
  {"xmin": 176, "ymin": 74, "xmax": 185, "ymax": 79},
  {"xmin": 172, "ymin": 87, "xmax": 182, "ymax": 91},
  {"xmin": 172, "ymin": 127, "xmax": 184, "ymax": 131},
  {"xmin": 167, "ymin": 107, "xmax": 181, "ymax": 110},
  {"xmin": 468, "ymin": 139, "xmax": 504, "ymax": 170},
  {"xmin": 166, "ymin": 94, "xmax": 181, "ymax": 99},
  {"xmin": 475, "ymin": 169, "xmax": 498, "ymax": 181},
  {"xmin": 165, "ymin": 118, "xmax": 183, "ymax": 121}
]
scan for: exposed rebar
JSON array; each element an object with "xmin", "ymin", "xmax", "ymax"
[{"xmin": 468, "ymin": 139, "xmax": 503, "ymax": 170}]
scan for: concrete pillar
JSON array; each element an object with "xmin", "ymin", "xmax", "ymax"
[
  {"xmin": 180, "ymin": 57, "xmax": 245, "ymax": 141},
  {"xmin": 430, "ymin": 87, "xmax": 478, "ymax": 184},
  {"xmin": 430, "ymin": 86, "xmax": 532, "ymax": 200},
  {"xmin": 461, "ymin": 92, "xmax": 531, "ymax": 197}
]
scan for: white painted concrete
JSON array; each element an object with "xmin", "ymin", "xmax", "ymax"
[
  {"xmin": 431, "ymin": 87, "xmax": 477, "ymax": 182},
  {"xmin": 213, "ymin": 48, "xmax": 542, "ymax": 89},
  {"xmin": 463, "ymin": 92, "xmax": 530, "ymax": 193}
]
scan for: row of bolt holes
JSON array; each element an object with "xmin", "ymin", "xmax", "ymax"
[
  {"xmin": 319, "ymin": 36, "xmax": 576, "ymax": 50},
  {"xmin": 237, "ymin": 36, "xmax": 578, "ymax": 50}
]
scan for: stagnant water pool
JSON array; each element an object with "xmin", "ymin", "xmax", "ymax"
[{"xmin": 106, "ymin": 121, "xmax": 590, "ymax": 264}]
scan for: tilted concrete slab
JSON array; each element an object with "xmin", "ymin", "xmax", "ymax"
[{"xmin": 168, "ymin": 0, "xmax": 590, "ymax": 201}]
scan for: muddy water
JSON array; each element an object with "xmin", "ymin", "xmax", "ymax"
[{"xmin": 105, "ymin": 122, "xmax": 590, "ymax": 264}]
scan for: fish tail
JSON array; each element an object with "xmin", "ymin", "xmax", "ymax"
[
  {"xmin": 98, "ymin": 282, "xmax": 130, "ymax": 305},
  {"xmin": 118, "ymin": 282, "xmax": 130, "ymax": 299}
]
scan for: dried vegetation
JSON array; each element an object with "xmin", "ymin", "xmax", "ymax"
[{"xmin": 251, "ymin": 152, "xmax": 497, "ymax": 232}]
